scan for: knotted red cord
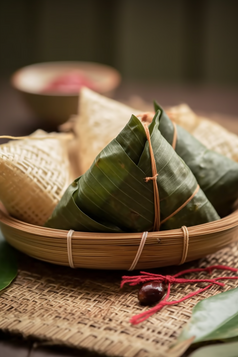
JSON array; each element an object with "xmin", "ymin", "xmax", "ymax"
[{"xmin": 121, "ymin": 265, "xmax": 238, "ymax": 325}]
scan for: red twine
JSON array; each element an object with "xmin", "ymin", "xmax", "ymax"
[{"xmin": 121, "ymin": 265, "xmax": 238, "ymax": 325}]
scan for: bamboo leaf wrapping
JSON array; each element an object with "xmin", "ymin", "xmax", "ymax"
[
  {"xmin": 46, "ymin": 112, "xmax": 219, "ymax": 232},
  {"xmin": 155, "ymin": 102, "xmax": 238, "ymax": 217}
]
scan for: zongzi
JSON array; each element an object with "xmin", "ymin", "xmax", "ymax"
[
  {"xmin": 73, "ymin": 88, "xmax": 237, "ymax": 218},
  {"xmin": 152, "ymin": 103, "xmax": 238, "ymax": 217},
  {"xmin": 46, "ymin": 111, "xmax": 219, "ymax": 232},
  {"xmin": 75, "ymin": 87, "xmax": 138, "ymax": 174},
  {"xmin": 168, "ymin": 104, "xmax": 238, "ymax": 162},
  {"xmin": 0, "ymin": 130, "xmax": 72, "ymax": 225}
]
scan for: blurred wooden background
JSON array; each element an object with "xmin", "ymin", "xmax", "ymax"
[{"xmin": 0, "ymin": 0, "xmax": 238, "ymax": 84}]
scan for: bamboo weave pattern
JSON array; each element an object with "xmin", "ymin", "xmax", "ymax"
[
  {"xmin": 0, "ymin": 130, "xmax": 71, "ymax": 225},
  {"xmin": 1, "ymin": 243, "xmax": 238, "ymax": 357}
]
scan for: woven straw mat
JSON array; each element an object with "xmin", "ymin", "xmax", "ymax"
[{"xmin": 1, "ymin": 242, "xmax": 238, "ymax": 357}]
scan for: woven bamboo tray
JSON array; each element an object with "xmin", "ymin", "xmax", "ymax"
[{"xmin": 1, "ymin": 205, "xmax": 238, "ymax": 270}]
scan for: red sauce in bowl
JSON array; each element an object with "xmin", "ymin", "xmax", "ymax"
[{"xmin": 42, "ymin": 71, "xmax": 97, "ymax": 94}]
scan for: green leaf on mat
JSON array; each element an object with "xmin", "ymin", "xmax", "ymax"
[
  {"xmin": 176, "ymin": 287, "xmax": 238, "ymax": 345},
  {"xmin": 188, "ymin": 341, "xmax": 238, "ymax": 357},
  {"xmin": 0, "ymin": 230, "xmax": 18, "ymax": 292}
]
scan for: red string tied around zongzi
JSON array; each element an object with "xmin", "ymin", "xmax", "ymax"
[{"xmin": 121, "ymin": 265, "xmax": 238, "ymax": 325}]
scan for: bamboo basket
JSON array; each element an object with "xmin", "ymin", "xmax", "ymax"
[
  {"xmin": 1, "ymin": 204, "xmax": 238, "ymax": 270},
  {"xmin": 1, "ymin": 103, "xmax": 238, "ymax": 271}
]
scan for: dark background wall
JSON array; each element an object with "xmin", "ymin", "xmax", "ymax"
[{"xmin": 0, "ymin": 0, "xmax": 238, "ymax": 85}]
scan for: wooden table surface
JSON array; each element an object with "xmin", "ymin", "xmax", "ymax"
[{"xmin": 0, "ymin": 77, "xmax": 238, "ymax": 357}]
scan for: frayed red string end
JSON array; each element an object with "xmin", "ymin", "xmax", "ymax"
[{"xmin": 121, "ymin": 265, "xmax": 238, "ymax": 325}]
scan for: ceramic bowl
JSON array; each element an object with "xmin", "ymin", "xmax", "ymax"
[{"xmin": 11, "ymin": 61, "xmax": 121, "ymax": 125}]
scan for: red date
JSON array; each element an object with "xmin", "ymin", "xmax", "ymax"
[{"xmin": 138, "ymin": 281, "xmax": 165, "ymax": 306}]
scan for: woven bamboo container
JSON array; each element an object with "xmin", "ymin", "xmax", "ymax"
[
  {"xmin": 1, "ymin": 205, "xmax": 238, "ymax": 270},
  {"xmin": 1, "ymin": 102, "xmax": 238, "ymax": 271}
]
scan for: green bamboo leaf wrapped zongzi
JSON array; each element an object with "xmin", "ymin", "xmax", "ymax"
[
  {"xmin": 154, "ymin": 102, "xmax": 238, "ymax": 217},
  {"xmin": 45, "ymin": 111, "xmax": 219, "ymax": 232}
]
